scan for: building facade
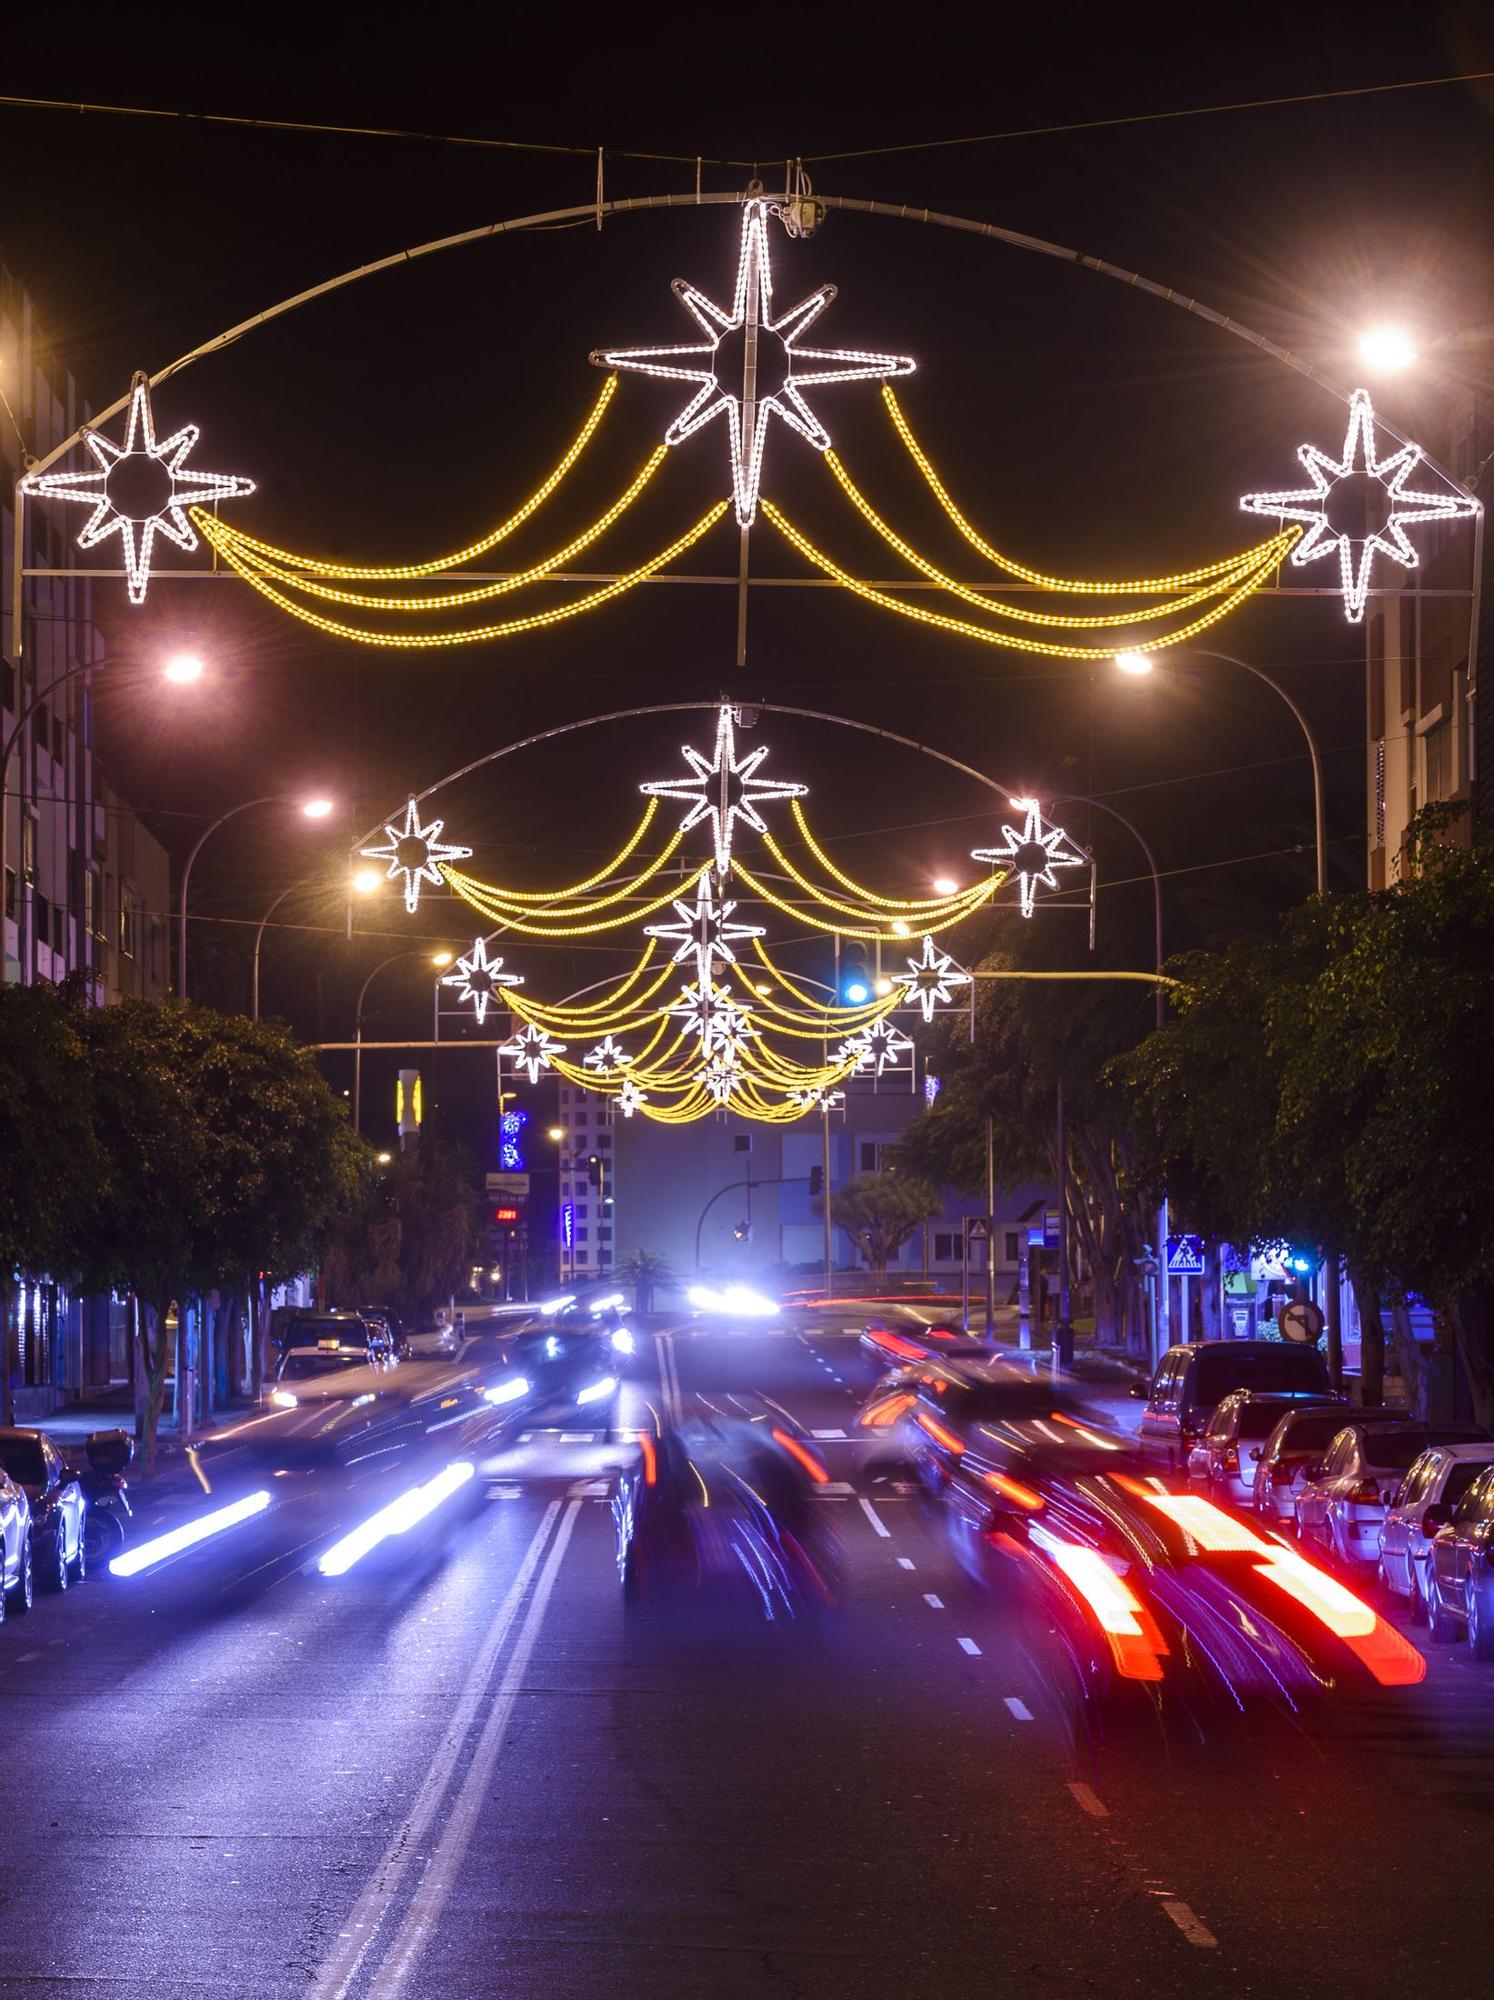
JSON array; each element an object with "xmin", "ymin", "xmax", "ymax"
[{"xmin": 3, "ymin": 258, "xmax": 173, "ymax": 1411}]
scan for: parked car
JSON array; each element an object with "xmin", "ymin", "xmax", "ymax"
[
  {"xmin": 0, "ymin": 1428, "xmax": 88, "ymax": 1592},
  {"xmin": 1187, "ymin": 1391, "xmax": 1343, "ymax": 1507},
  {"xmin": 1134, "ymin": 1340, "xmax": 1334, "ymax": 1471},
  {"xmin": 1426, "ymin": 1464, "xmax": 1494, "ymax": 1657},
  {"xmin": 1379, "ymin": 1443, "xmax": 1494, "ymax": 1624},
  {"xmin": 0, "ymin": 1461, "xmax": 33, "ymax": 1619},
  {"xmin": 1295, "ymin": 1422, "xmax": 1488, "ymax": 1573},
  {"xmin": 276, "ymin": 1310, "xmax": 390, "ymax": 1362},
  {"xmin": 1254, "ymin": 1402, "xmax": 1368, "ymax": 1525}
]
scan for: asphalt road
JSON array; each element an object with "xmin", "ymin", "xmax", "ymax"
[{"xmin": 4, "ymin": 1322, "xmax": 1493, "ymax": 1998}]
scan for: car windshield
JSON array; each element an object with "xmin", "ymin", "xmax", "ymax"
[
  {"xmin": 1362, "ymin": 1432, "xmax": 1451, "ymax": 1471},
  {"xmin": 0, "ymin": 1437, "xmax": 46, "ymax": 1485},
  {"xmin": 1444, "ymin": 1461, "xmax": 1490, "ymax": 1504},
  {"xmin": 284, "ymin": 1318, "xmax": 366, "ymax": 1348},
  {"xmin": 278, "ymin": 1351, "xmax": 367, "ymax": 1380},
  {"xmin": 1274, "ymin": 1411, "xmax": 1350, "ymax": 1454},
  {"xmin": 1238, "ymin": 1402, "xmax": 1303, "ymax": 1440},
  {"xmin": 1193, "ymin": 1348, "xmax": 1330, "ymax": 1405}
]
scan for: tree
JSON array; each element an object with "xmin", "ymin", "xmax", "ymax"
[
  {"xmin": 0, "ymin": 981, "xmax": 102, "ymax": 1424},
  {"xmin": 829, "ymin": 1173, "xmax": 942, "ymax": 1283},
  {"xmin": 617, "ymin": 1249, "xmax": 672, "ymax": 1315},
  {"xmin": 322, "ymin": 1135, "xmax": 481, "ymax": 1323}
]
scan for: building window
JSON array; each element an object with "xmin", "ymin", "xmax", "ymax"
[
  {"xmin": 2, "ymin": 661, "xmax": 14, "ymax": 714},
  {"xmin": 34, "ymin": 891, "xmax": 51, "ymax": 957},
  {"xmin": 51, "ymin": 713, "xmax": 64, "ymax": 764},
  {"xmin": 596, "ymin": 1132, "xmax": 611, "ymax": 1150},
  {"xmin": 51, "ymin": 903, "xmax": 64, "ymax": 955},
  {"xmin": 1004, "ymin": 1231, "xmax": 1020, "ymax": 1263},
  {"xmin": 1423, "ymin": 718, "xmax": 1454, "ymax": 804},
  {"xmin": 119, "ymin": 885, "xmax": 138, "ymax": 960},
  {"xmin": 575, "ymin": 1227, "xmax": 588, "ymax": 1243},
  {"xmin": 933, "ymin": 1231, "xmax": 959, "ymax": 1262},
  {"xmin": 860, "ymin": 1140, "xmax": 889, "ymax": 1173}
]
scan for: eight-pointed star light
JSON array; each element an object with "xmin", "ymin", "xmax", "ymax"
[
  {"xmin": 644, "ymin": 870, "xmax": 766, "ymax": 987},
  {"xmin": 500, "ymin": 1022, "xmax": 566, "ymax": 1085},
  {"xmin": 361, "ymin": 799, "xmax": 473, "ymax": 915},
  {"xmin": 440, "ymin": 936, "xmax": 521, "ymax": 1027},
  {"xmin": 641, "ymin": 705, "xmax": 806, "ymax": 877},
  {"xmin": 897, "ymin": 935, "xmax": 972, "ymax": 1023},
  {"xmin": 970, "ymin": 799, "xmax": 1085, "ymax": 920},
  {"xmin": 591, "ymin": 197, "xmax": 914, "ymax": 527}
]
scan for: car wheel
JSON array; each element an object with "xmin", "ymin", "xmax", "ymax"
[
  {"xmin": 1427, "ymin": 1571, "xmax": 1460, "ymax": 1644},
  {"xmin": 43, "ymin": 1529, "xmax": 68, "ymax": 1594},
  {"xmin": 10, "ymin": 1535, "xmax": 34, "ymax": 1615},
  {"xmin": 0, "ymin": 1540, "xmax": 6, "ymax": 1625},
  {"xmin": 84, "ymin": 1510, "xmax": 124, "ymax": 1566},
  {"xmin": 1468, "ymin": 1581, "xmax": 1494, "ymax": 1663},
  {"xmin": 71, "ymin": 1519, "xmax": 87, "ymax": 1583},
  {"xmin": 1406, "ymin": 1562, "xmax": 1428, "ymax": 1628}
]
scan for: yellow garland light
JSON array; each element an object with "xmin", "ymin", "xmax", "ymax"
[
  {"xmin": 825, "ymin": 450, "xmax": 1273, "ymax": 629},
  {"xmin": 760, "ymin": 502, "xmax": 1296, "ymax": 662},
  {"xmin": 759, "ymin": 826, "xmax": 996, "ymax": 930},
  {"xmin": 209, "ymin": 377, "xmax": 619, "ymax": 579},
  {"xmin": 439, "ymin": 801, "xmax": 664, "ymax": 907},
  {"xmin": 883, "ymin": 386, "xmax": 1291, "ymax": 594},
  {"xmin": 195, "ymin": 503, "xmax": 730, "ymax": 649},
  {"xmin": 219, "ymin": 448, "xmax": 667, "ymax": 612},
  {"xmin": 789, "ymin": 800, "xmax": 1007, "ymax": 913},
  {"xmin": 443, "ymin": 845, "xmax": 694, "ymax": 926}
]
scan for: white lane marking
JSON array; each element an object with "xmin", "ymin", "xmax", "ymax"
[
  {"xmin": 16, "ymin": 1650, "xmax": 41, "ymax": 1663},
  {"xmin": 858, "ymin": 1497, "xmax": 892, "ymax": 1539},
  {"xmin": 656, "ymin": 1332, "xmax": 684, "ymax": 1423},
  {"xmin": 922, "ymin": 1593, "xmax": 944, "ymax": 1609},
  {"xmin": 364, "ymin": 1498, "xmax": 584, "ymax": 1997},
  {"xmin": 1067, "ymin": 1782, "xmax": 1108, "ymax": 1817},
  {"xmin": 957, "ymin": 1636, "xmax": 982, "ymax": 1656},
  {"xmin": 558, "ymin": 1432, "xmax": 596, "ymax": 1443},
  {"xmin": 1160, "ymin": 1902, "xmax": 1218, "ymax": 1949},
  {"xmin": 1004, "ymin": 1696, "xmax": 1034, "ymax": 1721},
  {"xmin": 896, "ymin": 1556, "xmax": 916, "ymax": 1570},
  {"xmin": 811, "ymin": 1428, "xmax": 846, "ymax": 1440},
  {"xmin": 306, "ymin": 1499, "xmax": 563, "ymax": 2000},
  {"xmin": 815, "ymin": 1481, "xmax": 857, "ymax": 1497}
]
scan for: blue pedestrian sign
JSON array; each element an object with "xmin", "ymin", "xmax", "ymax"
[{"xmin": 1166, "ymin": 1234, "xmax": 1206, "ymax": 1276}]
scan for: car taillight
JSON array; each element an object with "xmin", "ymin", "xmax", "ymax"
[{"xmin": 1220, "ymin": 1447, "xmax": 1239, "ymax": 1472}]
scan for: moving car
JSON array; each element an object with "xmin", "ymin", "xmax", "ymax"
[
  {"xmin": 1426, "ymin": 1464, "xmax": 1494, "ymax": 1657},
  {"xmin": 0, "ymin": 1460, "xmax": 33, "ymax": 1619},
  {"xmin": 272, "ymin": 1344, "xmax": 395, "ymax": 1395},
  {"xmin": 0, "ymin": 1427, "xmax": 87, "ymax": 1591},
  {"xmin": 858, "ymin": 1304, "xmax": 991, "ymax": 1376},
  {"xmin": 276, "ymin": 1310, "xmax": 391, "ymax": 1363},
  {"xmin": 513, "ymin": 1312, "xmax": 621, "ymax": 1424},
  {"xmin": 1295, "ymin": 1422, "xmax": 1487, "ymax": 1573},
  {"xmin": 1254, "ymin": 1403, "xmax": 1363, "ymax": 1525},
  {"xmin": 1378, "ymin": 1443, "xmax": 1494, "ymax": 1624},
  {"xmin": 1135, "ymin": 1340, "xmax": 1334, "ymax": 1471},
  {"xmin": 1187, "ymin": 1390, "xmax": 1343, "ymax": 1507}
]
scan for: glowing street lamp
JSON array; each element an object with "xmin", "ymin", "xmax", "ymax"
[
  {"xmin": 301, "ymin": 797, "xmax": 334, "ymax": 821},
  {"xmin": 1114, "ymin": 651, "xmax": 1154, "ymax": 676},
  {"xmin": 178, "ymin": 792, "xmax": 338, "ymax": 998},
  {"xmin": 931, "ymin": 875, "xmax": 960, "ymax": 896},
  {"xmin": 1358, "ymin": 325, "xmax": 1417, "ymax": 375},
  {"xmin": 351, "ymin": 866, "xmax": 383, "ymax": 895},
  {"xmin": 163, "ymin": 653, "xmax": 205, "ymax": 684}
]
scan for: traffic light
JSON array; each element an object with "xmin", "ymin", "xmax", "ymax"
[
  {"xmin": 808, "ymin": 1165, "xmax": 824, "ymax": 1197},
  {"xmin": 839, "ymin": 942, "xmax": 872, "ymax": 1005},
  {"xmin": 586, "ymin": 1153, "xmax": 603, "ymax": 1189}
]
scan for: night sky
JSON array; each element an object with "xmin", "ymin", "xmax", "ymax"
[{"xmin": 3, "ymin": 3, "xmax": 1491, "ymax": 1153}]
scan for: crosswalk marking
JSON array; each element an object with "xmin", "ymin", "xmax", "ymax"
[{"xmin": 957, "ymin": 1636, "xmax": 982, "ymax": 1656}]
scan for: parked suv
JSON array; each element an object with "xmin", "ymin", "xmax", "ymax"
[
  {"xmin": 1135, "ymin": 1340, "xmax": 1333, "ymax": 1471},
  {"xmin": 1379, "ymin": 1444, "xmax": 1494, "ymax": 1624},
  {"xmin": 0, "ymin": 1461, "xmax": 33, "ymax": 1620}
]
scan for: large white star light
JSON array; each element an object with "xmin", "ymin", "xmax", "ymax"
[
  {"xmin": 641, "ymin": 705, "xmax": 806, "ymax": 877},
  {"xmin": 971, "ymin": 798, "xmax": 1086, "ymax": 920},
  {"xmin": 500, "ymin": 1022, "xmax": 566, "ymax": 1085},
  {"xmin": 666, "ymin": 979, "xmax": 756, "ymax": 1054},
  {"xmin": 897, "ymin": 935, "xmax": 972, "ymax": 1023},
  {"xmin": 361, "ymin": 799, "xmax": 473, "ymax": 914},
  {"xmin": 440, "ymin": 937, "xmax": 521, "ymax": 1027},
  {"xmin": 1240, "ymin": 388, "xmax": 1480, "ymax": 622},
  {"xmin": 841, "ymin": 1019, "xmax": 915, "ymax": 1076},
  {"xmin": 20, "ymin": 374, "xmax": 254, "ymax": 604},
  {"xmin": 644, "ymin": 870, "xmax": 766, "ymax": 986},
  {"xmin": 582, "ymin": 1035, "xmax": 632, "ymax": 1077},
  {"xmin": 591, "ymin": 196, "xmax": 915, "ymax": 527}
]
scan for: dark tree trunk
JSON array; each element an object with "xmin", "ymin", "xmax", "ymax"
[
  {"xmin": 1449, "ymin": 1289, "xmax": 1494, "ymax": 1433},
  {"xmin": 1352, "ymin": 1270, "xmax": 1386, "ymax": 1408},
  {"xmin": 1388, "ymin": 1294, "xmax": 1428, "ymax": 1418}
]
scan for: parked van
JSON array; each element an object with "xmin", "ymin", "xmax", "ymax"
[{"xmin": 1133, "ymin": 1339, "xmax": 1334, "ymax": 1470}]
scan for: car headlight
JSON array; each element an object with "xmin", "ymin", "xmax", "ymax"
[
  {"xmin": 610, "ymin": 1326, "xmax": 636, "ymax": 1355},
  {"xmin": 269, "ymin": 1388, "xmax": 299, "ymax": 1409}
]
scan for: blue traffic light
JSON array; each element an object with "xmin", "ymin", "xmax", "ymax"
[{"xmin": 843, "ymin": 975, "xmax": 871, "ymax": 1003}]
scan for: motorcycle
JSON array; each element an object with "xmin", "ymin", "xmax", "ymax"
[{"xmin": 74, "ymin": 1429, "xmax": 134, "ymax": 1565}]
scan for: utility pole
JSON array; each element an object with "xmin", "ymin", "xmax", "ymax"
[
  {"xmin": 821, "ymin": 1111, "xmax": 833, "ymax": 1300},
  {"xmin": 1055, "ymin": 1080, "xmax": 1074, "ymax": 1369},
  {"xmin": 985, "ymin": 1113, "xmax": 998, "ymax": 1344}
]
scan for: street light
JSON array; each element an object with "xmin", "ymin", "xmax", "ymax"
[
  {"xmin": 350, "ymin": 947, "xmax": 457, "ymax": 1134},
  {"xmin": 547, "ymin": 1125, "xmax": 565, "ymax": 1142},
  {"xmin": 351, "ymin": 866, "xmax": 383, "ymax": 896},
  {"xmin": 932, "ymin": 875, "xmax": 960, "ymax": 895},
  {"xmin": 163, "ymin": 653, "xmax": 205, "ymax": 684},
  {"xmin": 1114, "ymin": 651, "xmax": 1154, "ymax": 676},
  {"xmin": 2, "ymin": 652, "xmax": 203, "ymax": 982},
  {"xmin": 178, "ymin": 792, "xmax": 337, "ymax": 999},
  {"xmin": 1358, "ymin": 325, "xmax": 1417, "ymax": 375}
]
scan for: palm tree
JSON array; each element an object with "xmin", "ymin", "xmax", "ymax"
[{"xmin": 617, "ymin": 1248, "xmax": 673, "ymax": 1315}]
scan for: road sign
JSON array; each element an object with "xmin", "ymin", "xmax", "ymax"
[
  {"xmin": 486, "ymin": 1171, "xmax": 531, "ymax": 1197},
  {"xmin": 1043, "ymin": 1207, "xmax": 1060, "ymax": 1250},
  {"xmin": 1166, "ymin": 1234, "xmax": 1206, "ymax": 1276},
  {"xmin": 1279, "ymin": 1299, "xmax": 1325, "ymax": 1345}
]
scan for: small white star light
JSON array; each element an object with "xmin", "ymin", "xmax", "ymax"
[
  {"xmin": 20, "ymin": 373, "xmax": 253, "ymax": 604},
  {"xmin": 788, "ymin": 1085, "xmax": 845, "ymax": 1112},
  {"xmin": 841, "ymin": 1019, "xmax": 915, "ymax": 1076},
  {"xmin": 591, "ymin": 196, "xmax": 914, "ymax": 527},
  {"xmin": 971, "ymin": 799, "xmax": 1085, "ymax": 919},
  {"xmin": 642, "ymin": 705, "xmax": 806, "ymax": 877},
  {"xmin": 583, "ymin": 1035, "xmax": 632, "ymax": 1077},
  {"xmin": 703, "ymin": 1048, "xmax": 744, "ymax": 1106},
  {"xmin": 500, "ymin": 1022, "xmax": 566, "ymax": 1085},
  {"xmin": 897, "ymin": 935, "xmax": 971, "ymax": 1023},
  {"xmin": 644, "ymin": 871, "xmax": 766, "ymax": 986},
  {"xmin": 1240, "ymin": 388, "xmax": 1480, "ymax": 623},
  {"xmin": 616, "ymin": 1077, "xmax": 650, "ymax": 1119},
  {"xmin": 666, "ymin": 980, "xmax": 756, "ymax": 1053},
  {"xmin": 360, "ymin": 799, "xmax": 472, "ymax": 914},
  {"xmin": 440, "ymin": 937, "xmax": 521, "ymax": 1027}
]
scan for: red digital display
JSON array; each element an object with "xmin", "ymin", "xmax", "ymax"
[{"xmin": 493, "ymin": 1206, "xmax": 521, "ymax": 1224}]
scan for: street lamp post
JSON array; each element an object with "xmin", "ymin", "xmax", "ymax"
[
  {"xmin": 351, "ymin": 947, "xmax": 453, "ymax": 1135},
  {"xmin": 178, "ymin": 792, "xmax": 333, "ymax": 1000},
  {"xmin": 251, "ymin": 876, "xmax": 316, "ymax": 1021}
]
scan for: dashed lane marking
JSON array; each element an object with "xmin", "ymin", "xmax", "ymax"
[
  {"xmin": 858, "ymin": 1497, "xmax": 892, "ymax": 1539},
  {"xmin": 896, "ymin": 1556, "xmax": 916, "ymax": 1570},
  {"xmin": 1160, "ymin": 1902, "xmax": 1218, "ymax": 1949},
  {"xmin": 1067, "ymin": 1782, "xmax": 1108, "ymax": 1817},
  {"xmin": 1004, "ymin": 1697, "xmax": 1034, "ymax": 1721},
  {"xmin": 957, "ymin": 1636, "xmax": 982, "ymax": 1656},
  {"xmin": 811, "ymin": 1428, "xmax": 847, "ymax": 1439},
  {"xmin": 923, "ymin": 1593, "xmax": 944, "ymax": 1609}
]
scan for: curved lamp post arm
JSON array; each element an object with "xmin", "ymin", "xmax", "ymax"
[
  {"xmin": 177, "ymin": 793, "xmax": 289, "ymax": 999},
  {"xmin": 1183, "ymin": 648, "xmax": 1328, "ymax": 899},
  {"xmin": 251, "ymin": 876, "xmax": 317, "ymax": 1021},
  {"xmin": 1050, "ymin": 793, "xmax": 1165, "ymax": 1030}
]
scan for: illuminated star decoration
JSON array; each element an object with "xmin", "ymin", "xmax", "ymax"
[
  {"xmin": 897, "ymin": 935, "xmax": 971, "ymax": 1023},
  {"xmin": 361, "ymin": 798, "xmax": 473, "ymax": 914},
  {"xmin": 591, "ymin": 196, "xmax": 915, "ymax": 527},
  {"xmin": 644, "ymin": 870, "xmax": 766, "ymax": 986},
  {"xmin": 703, "ymin": 1048, "xmax": 745, "ymax": 1106},
  {"xmin": 440, "ymin": 936, "xmax": 521, "ymax": 1027},
  {"xmin": 667, "ymin": 980, "xmax": 756, "ymax": 1053},
  {"xmin": 20, "ymin": 373, "xmax": 254, "ymax": 604},
  {"xmin": 583, "ymin": 1035, "xmax": 632, "ymax": 1077},
  {"xmin": 788, "ymin": 1085, "xmax": 845, "ymax": 1112},
  {"xmin": 641, "ymin": 705, "xmax": 806, "ymax": 877},
  {"xmin": 841, "ymin": 1019, "xmax": 915, "ymax": 1076},
  {"xmin": 500, "ymin": 1022, "xmax": 565, "ymax": 1085},
  {"xmin": 971, "ymin": 799, "xmax": 1085, "ymax": 919},
  {"xmin": 1240, "ymin": 387, "xmax": 1480, "ymax": 623},
  {"xmin": 616, "ymin": 1077, "xmax": 650, "ymax": 1119}
]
